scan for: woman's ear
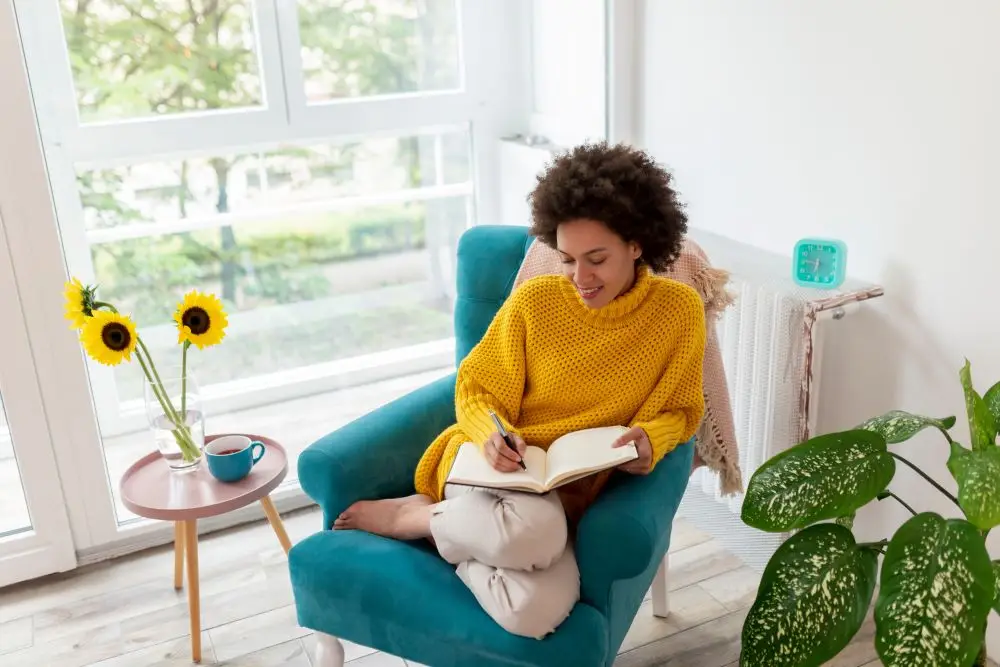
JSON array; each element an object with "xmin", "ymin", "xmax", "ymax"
[{"xmin": 630, "ymin": 242, "xmax": 642, "ymax": 261}]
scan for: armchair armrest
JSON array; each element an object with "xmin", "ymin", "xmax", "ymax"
[
  {"xmin": 575, "ymin": 439, "xmax": 695, "ymax": 614},
  {"xmin": 298, "ymin": 373, "xmax": 457, "ymax": 528}
]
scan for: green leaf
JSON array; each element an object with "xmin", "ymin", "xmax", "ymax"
[
  {"xmin": 742, "ymin": 430, "xmax": 895, "ymax": 532},
  {"xmin": 741, "ymin": 524, "xmax": 878, "ymax": 667},
  {"xmin": 960, "ymin": 360, "xmax": 997, "ymax": 451},
  {"xmin": 947, "ymin": 442, "xmax": 1000, "ymax": 530},
  {"xmin": 985, "ymin": 381, "xmax": 1000, "ymax": 426},
  {"xmin": 992, "ymin": 561, "xmax": 1000, "ymax": 616},
  {"xmin": 857, "ymin": 410, "xmax": 955, "ymax": 444},
  {"xmin": 875, "ymin": 513, "xmax": 993, "ymax": 667}
]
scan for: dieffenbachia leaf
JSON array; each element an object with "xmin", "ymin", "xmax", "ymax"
[
  {"xmin": 875, "ymin": 513, "xmax": 993, "ymax": 667},
  {"xmin": 741, "ymin": 430, "xmax": 895, "ymax": 532},
  {"xmin": 993, "ymin": 561, "xmax": 1000, "ymax": 615},
  {"xmin": 960, "ymin": 360, "xmax": 997, "ymax": 451},
  {"xmin": 857, "ymin": 410, "xmax": 955, "ymax": 444},
  {"xmin": 947, "ymin": 442, "xmax": 1000, "ymax": 530},
  {"xmin": 985, "ymin": 381, "xmax": 1000, "ymax": 427},
  {"xmin": 741, "ymin": 524, "xmax": 878, "ymax": 667}
]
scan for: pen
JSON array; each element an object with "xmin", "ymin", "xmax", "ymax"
[{"xmin": 489, "ymin": 409, "xmax": 527, "ymax": 470}]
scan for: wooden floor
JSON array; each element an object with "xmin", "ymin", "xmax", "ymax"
[{"xmin": 0, "ymin": 507, "xmax": 896, "ymax": 666}]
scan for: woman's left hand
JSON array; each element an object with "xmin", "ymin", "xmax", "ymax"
[{"xmin": 613, "ymin": 426, "xmax": 653, "ymax": 475}]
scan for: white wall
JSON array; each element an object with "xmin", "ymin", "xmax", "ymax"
[
  {"xmin": 528, "ymin": 0, "xmax": 607, "ymax": 146},
  {"xmin": 638, "ymin": 0, "xmax": 1000, "ymax": 654}
]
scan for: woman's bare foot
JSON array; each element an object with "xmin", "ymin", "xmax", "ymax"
[{"xmin": 333, "ymin": 494, "xmax": 434, "ymax": 541}]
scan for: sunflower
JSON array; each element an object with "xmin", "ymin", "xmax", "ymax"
[
  {"xmin": 63, "ymin": 278, "xmax": 96, "ymax": 330},
  {"xmin": 81, "ymin": 311, "xmax": 138, "ymax": 366},
  {"xmin": 174, "ymin": 291, "xmax": 228, "ymax": 349}
]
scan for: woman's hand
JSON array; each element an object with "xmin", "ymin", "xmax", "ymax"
[
  {"xmin": 613, "ymin": 426, "xmax": 653, "ymax": 475},
  {"xmin": 484, "ymin": 432, "xmax": 527, "ymax": 472}
]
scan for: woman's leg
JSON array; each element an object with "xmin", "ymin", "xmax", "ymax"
[
  {"xmin": 336, "ymin": 486, "xmax": 578, "ymax": 638},
  {"xmin": 333, "ymin": 494, "xmax": 435, "ymax": 540},
  {"xmin": 437, "ymin": 485, "xmax": 578, "ymax": 638},
  {"xmin": 461, "ymin": 546, "xmax": 579, "ymax": 639},
  {"xmin": 430, "ymin": 485, "xmax": 568, "ymax": 571}
]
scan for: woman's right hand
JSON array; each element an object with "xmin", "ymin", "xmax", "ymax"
[{"xmin": 484, "ymin": 432, "xmax": 526, "ymax": 472}]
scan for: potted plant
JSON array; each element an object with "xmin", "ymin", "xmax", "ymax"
[
  {"xmin": 63, "ymin": 278, "xmax": 229, "ymax": 470},
  {"xmin": 739, "ymin": 360, "xmax": 999, "ymax": 667}
]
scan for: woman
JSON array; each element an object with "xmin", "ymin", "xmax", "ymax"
[{"xmin": 334, "ymin": 141, "xmax": 707, "ymax": 639}]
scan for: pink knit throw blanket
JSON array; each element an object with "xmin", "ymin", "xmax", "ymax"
[{"xmin": 512, "ymin": 237, "xmax": 744, "ymax": 496}]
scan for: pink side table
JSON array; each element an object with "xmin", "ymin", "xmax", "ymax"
[{"xmin": 119, "ymin": 433, "xmax": 292, "ymax": 664}]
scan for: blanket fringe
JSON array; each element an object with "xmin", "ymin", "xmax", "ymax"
[{"xmin": 692, "ymin": 266, "xmax": 736, "ymax": 317}]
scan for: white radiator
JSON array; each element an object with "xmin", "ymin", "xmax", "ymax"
[{"xmin": 678, "ymin": 230, "xmax": 884, "ymax": 571}]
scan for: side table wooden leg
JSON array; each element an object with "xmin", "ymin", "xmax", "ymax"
[
  {"xmin": 173, "ymin": 521, "xmax": 185, "ymax": 590},
  {"xmin": 183, "ymin": 520, "xmax": 202, "ymax": 663},
  {"xmin": 260, "ymin": 495, "xmax": 292, "ymax": 554}
]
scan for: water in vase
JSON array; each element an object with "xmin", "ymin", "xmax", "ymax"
[{"xmin": 152, "ymin": 410, "xmax": 205, "ymax": 471}]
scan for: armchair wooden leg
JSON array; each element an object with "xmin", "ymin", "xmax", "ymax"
[
  {"xmin": 313, "ymin": 632, "xmax": 345, "ymax": 667},
  {"xmin": 652, "ymin": 553, "xmax": 670, "ymax": 618}
]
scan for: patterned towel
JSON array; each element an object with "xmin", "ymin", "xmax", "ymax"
[{"xmin": 512, "ymin": 237, "xmax": 744, "ymax": 496}]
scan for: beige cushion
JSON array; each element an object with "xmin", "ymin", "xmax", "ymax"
[{"xmin": 512, "ymin": 237, "xmax": 743, "ymax": 496}]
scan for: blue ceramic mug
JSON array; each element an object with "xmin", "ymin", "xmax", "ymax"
[{"xmin": 206, "ymin": 435, "xmax": 265, "ymax": 483}]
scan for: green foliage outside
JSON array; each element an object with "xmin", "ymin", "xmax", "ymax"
[{"xmin": 58, "ymin": 1, "xmax": 460, "ymax": 393}]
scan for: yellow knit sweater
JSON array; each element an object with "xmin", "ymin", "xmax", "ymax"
[{"xmin": 414, "ymin": 264, "xmax": 707, "ymax": 518}]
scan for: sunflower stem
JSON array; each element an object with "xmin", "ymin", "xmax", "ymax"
[
  {"xmin": 181, "ymin": 341, "xmax": 190, "ymax": 421},
  {"xmin": 136, "ymin": 341, "xmax": 199, "ymax": 461},
  {"xmin": 137, "ymin": 337, "xmax": 178, "ymax": 421},
  {"xmin": 93, "ymin": 301, "xmax": 119, "ymax": 313}
]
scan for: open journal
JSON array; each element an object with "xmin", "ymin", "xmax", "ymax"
[{"xmin": 446, "ymin": 425, "xmax": 639, "ymax": 493}]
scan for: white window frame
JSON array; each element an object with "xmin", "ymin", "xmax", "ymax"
[{"xmin": 10, "ymin": 0, "xmax": 529, "ymax": 552}]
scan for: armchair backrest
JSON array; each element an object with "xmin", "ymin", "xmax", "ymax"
[{"xmin": 453, "ymin": 225, "xmax": 533, "ymax": 364}]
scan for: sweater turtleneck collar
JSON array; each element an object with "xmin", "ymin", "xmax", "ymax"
[{"xmin": 558, "ymin": 263, "xmax": 655, "ymax": 329}]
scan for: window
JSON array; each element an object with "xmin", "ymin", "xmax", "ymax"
[{"xmin": 16, "ymin": 0, "xmax": 522, "ymax": 526}]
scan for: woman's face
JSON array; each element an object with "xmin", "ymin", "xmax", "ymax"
[{"xmin": 555, "ymin": 218, "xmax": 642, "ymax": 309}]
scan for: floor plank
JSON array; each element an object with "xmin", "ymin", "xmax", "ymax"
[
  {"xmin": 215, "ymin": 638, "xmax": 311, "ymax": 667},
  {"xmin": 696, "ymin": 565, "xmax": 761, "ymax": 611},
  {"xmin": 85, "ymin": 632, "xmax": 215, "ymax": 667},
  {"xmin": 622, "ymin": 585, "xmax": 728, "ymax": 653},
  {"xmin": 665, "ymin": 537, "xmax": 745, "ymax": 591},
  {"xmin": 614, "ymin": 608, "xmax": 748, "ymax": 667},
  {"xmin": 0, "ymin": 615, "xmax": 33, "ymax": 654}
]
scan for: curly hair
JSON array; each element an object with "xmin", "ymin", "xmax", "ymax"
[{"xmin": 528, "ymin": 141, "xmax": 688, "ymax": 273}]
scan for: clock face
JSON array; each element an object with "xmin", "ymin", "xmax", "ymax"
[{"xmin": 793, "ymin": 238, "xmax": 847, "ymax": 289}]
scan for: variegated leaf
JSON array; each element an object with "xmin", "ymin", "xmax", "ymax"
[
  {"xmin": 993, "ymin": 561, "xmax": 1000, "ymax": 615},
  {"xmin": 741, "ymin": 524, "xmax": 878, "ymax": 667},
  {"xmin": 947, "ymin": 442, "xmax": 1000, "ymax": 530},
  {"xmin": 960, "ymin": 360, "xmax": 997, "ymax": 451},
  {"xmin": 857, "ymin": 410, "xmax": 955, "ymax": 444},
  {"xmin": 742, "ymin": 430, "xmax": 895, "ymax": 532},
  {"xmin": 875, "ymin": 513, "xmax": 993, "ymax": 667},
  {"xmin": 985, "ymin": 381, "xmax": 1000, "ymax": 427}
]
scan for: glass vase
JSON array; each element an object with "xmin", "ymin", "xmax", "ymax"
[{"xmin": 143, "ymin": 367, "xmax": 205, "ymax": 472}]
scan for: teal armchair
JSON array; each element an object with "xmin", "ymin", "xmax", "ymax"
[{"xmin": 289, "ymin": 225, "xmax": 695, "ymax": 667}]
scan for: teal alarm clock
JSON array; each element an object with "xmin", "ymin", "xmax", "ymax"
[{"xmin": 793, "ymin": 237, "xmax": 847, "ymax": 289}]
